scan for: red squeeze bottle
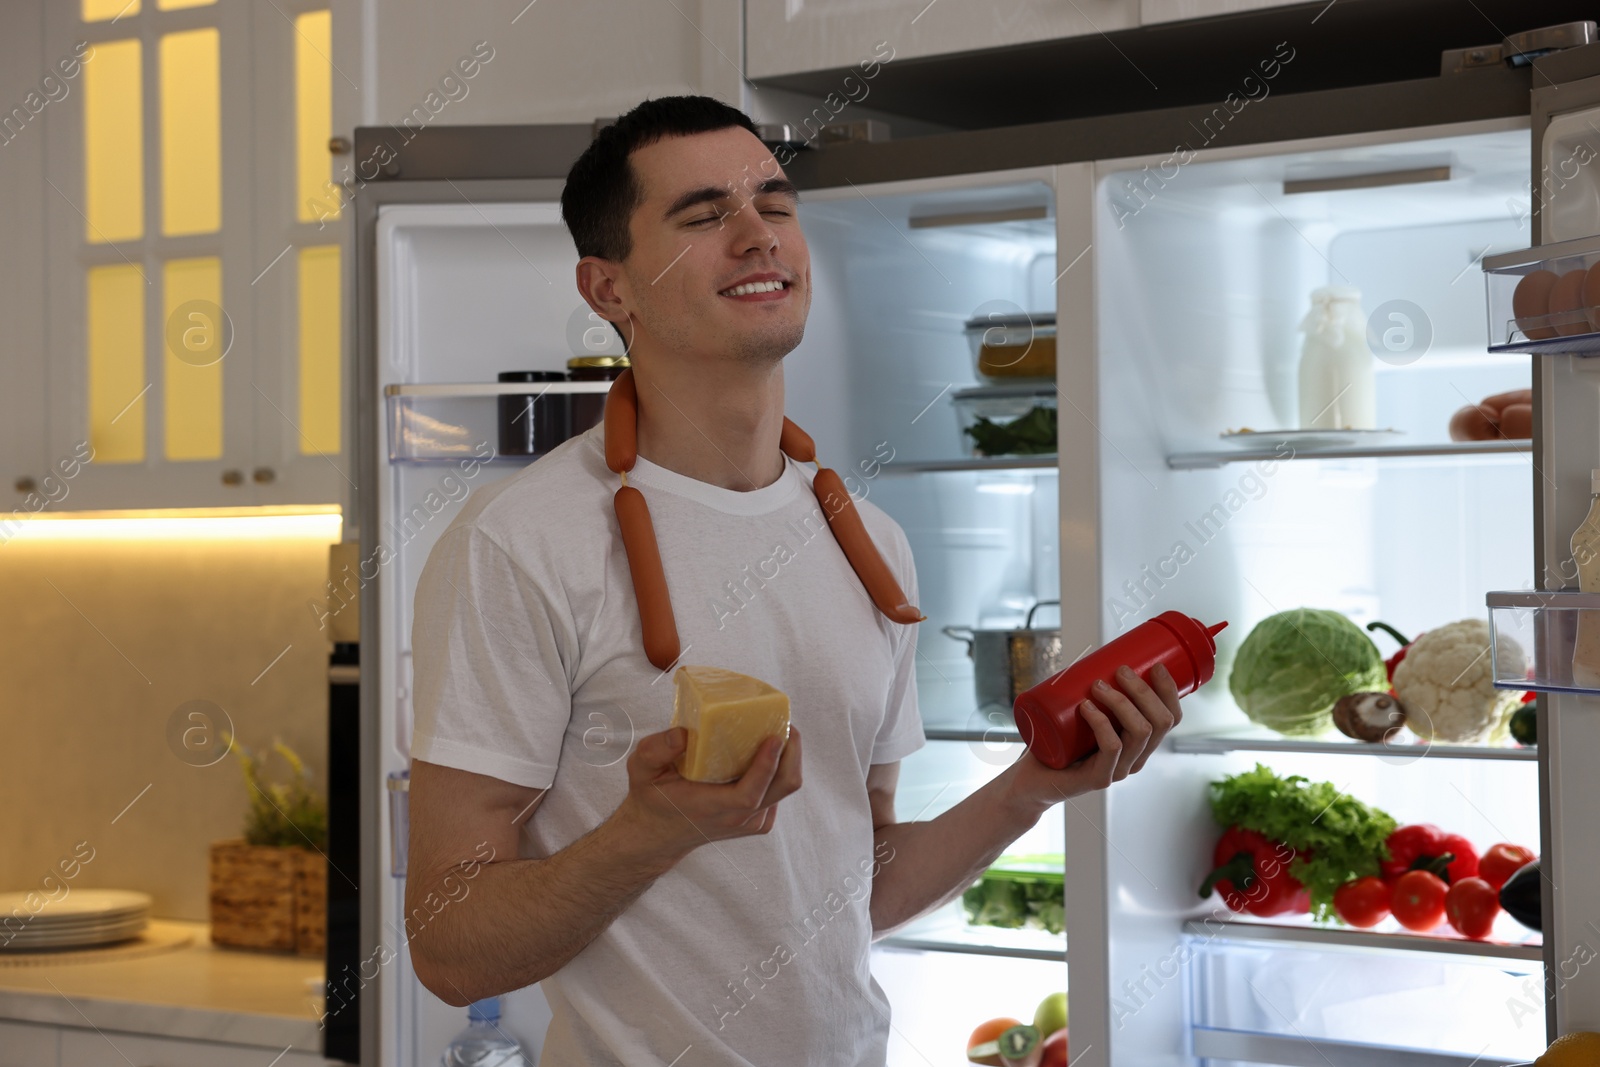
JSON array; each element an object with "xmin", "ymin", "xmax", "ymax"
[{"xmin": 1013, "ymin": 611, "xmax": 1228, "ymax": 769}]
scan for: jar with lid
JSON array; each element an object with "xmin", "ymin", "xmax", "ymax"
[
  {"xmin": 568, "ymin": 355, "xmax": 629, "ymax": 435},
  {"xmin": 497, "ymin": 371, "xmax": 568, "ymax": 457}
]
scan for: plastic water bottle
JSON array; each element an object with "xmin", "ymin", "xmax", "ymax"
[{"xmin": 440, "ymin": 998, "xmax": 532, "ymax": 1067}]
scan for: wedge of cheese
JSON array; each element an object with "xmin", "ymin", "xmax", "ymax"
[{"xmin": 670, "ymin": 665, "xmax": 791, "ymax": 783}]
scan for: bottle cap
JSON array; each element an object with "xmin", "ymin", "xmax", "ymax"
[{"xmin": 468, "ymin": 997, "xmax": 501, "ymax": 1023}]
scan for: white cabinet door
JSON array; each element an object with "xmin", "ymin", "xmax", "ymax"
[
  {"xmin": 60, "ymin": 1029, "xmax": 327, "ymax": 1067},
  {"xmin": 745, "ymin": 0, "xmax": 1138, "ymax": 80},
  {"xmin": 0, "ymin": 1020, "xmax": 59, "ymax": 1067},
  {"xmin": 1140, "ymin": 0, "xmax": 1313, "ymax": 24},
  {"xmin": 0, "ymin": 1, "xmax": 52, "ymax": 515}
]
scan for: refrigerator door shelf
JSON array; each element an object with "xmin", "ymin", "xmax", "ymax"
[
  {"xmin": 1484, "ymin": 234, "xmax": 1600, "ymax": 353},
  {"xmin": 384, "ymin": 381, "xmax": 610, "ymax": 463},
  {"xmin": 1487, "ymin": 590, "xmax": 1600, "ymax": 694}
]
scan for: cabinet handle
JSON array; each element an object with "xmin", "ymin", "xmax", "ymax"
[
  {"xmin": 252, "ymin": 467, "xmax": 277, "ymax": 485},
  {"xmin": 221, "ymin": 469, "xmax": 244, "ymax": 486},
  {"xmin": 14, "ymin": 476, "xmax": 36, "ymax": 493}
]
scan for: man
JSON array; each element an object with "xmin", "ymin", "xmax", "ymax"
[{"xmin": 407, "ymin": 95, "xmax": 1181, "ymax": 1065}]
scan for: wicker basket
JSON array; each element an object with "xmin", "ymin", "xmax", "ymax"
[{"xmin": 209, "ymin": 840, "xmax": 326, "ymax": 957}]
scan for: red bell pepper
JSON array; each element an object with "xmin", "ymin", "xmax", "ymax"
[
  {"xmin": 1199, "ymin": 827, "xmax": 1311, "ymax": 917},
  {"xmin": 1381, "ymin": 823, "xmax": 1478, "ymax": 885},
  {"xmin": 1365, "ymin": 621, "xmax": 1415, "ymax": 683}
]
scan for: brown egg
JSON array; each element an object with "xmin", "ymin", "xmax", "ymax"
[
  {"xmin": 1499, "ymin": 402, "xmax": 1533, "ymax": 439},
  {"xmin": 1549, "ymin": 268, "xmax": 1590, "ymax": 336},
  {"xmin": 1513, "ymin": 269, "xmax": 1559, "ymax": 340},
  {"xmin": 1585, "ymin": 264, "xmax": 1600, "ymax": 331}
]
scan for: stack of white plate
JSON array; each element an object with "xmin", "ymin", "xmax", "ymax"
[{"xmin": 0, "ymin": 890, "xmax": 151, "ymax": 951}]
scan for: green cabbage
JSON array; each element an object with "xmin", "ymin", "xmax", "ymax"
[{"xmin": 1228, "ymin": 609, "xmax": 1387, "ymax": 737}]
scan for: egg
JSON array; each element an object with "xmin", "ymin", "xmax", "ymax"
[
  {"xmin": 1549, "ymin": 268, "xmax": 1590, "ymax": 336},
  {"xmin": 1584, "ymin": 263, "xmax": 1600, "ymax": 332},
  {"xmin": 1513, "ymin": 269, "xmax": 1559, "ymax": 340}
]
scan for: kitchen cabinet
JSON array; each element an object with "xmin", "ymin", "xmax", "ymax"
[
  {"xmin": 744, "ymin": 0, "xmax": 1137, "ymax": 81},
  {"xmin": 0, "ymin": 4, "xmax": 50, "ymax": 514},
  {"xmin": 0, "ymin": 1020, "xmax": 59, "ymax": 1067},
  {"xmin": 36, "ymin": 0, "xmax": 352, "ymax": 512},
  {"xmin": 60, "ymin": 1028, "xmax": 329, "ymax": 1067}
]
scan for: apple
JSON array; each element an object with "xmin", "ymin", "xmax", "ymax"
[
  {"xmin": 1034, "ymin": 992, "xmax": 1069, "ymax": 1039},
  {"xmin": 1040, "ymin": 1028, "xmax": 1068, "ymax": 1067}
]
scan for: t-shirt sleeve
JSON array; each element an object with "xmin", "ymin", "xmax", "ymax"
[
  {"xmin": 870, "ymin": 521, "xmax": 926, "ymax": 766},
  {"xmin": 410, "ymin": 523, "xmax": 573, "ymax": 790}
]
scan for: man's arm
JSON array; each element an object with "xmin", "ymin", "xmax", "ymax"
[
  {"xmin": 405, "ymin": 725, "xmax": 803, "ymax": 1005},
  {"xmin": 866, "ymin": 665, "xmax": 1180, "ymax": 936}
]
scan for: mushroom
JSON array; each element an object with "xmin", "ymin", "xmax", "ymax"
[{"xmin": 1332, "ymin": 691, "xmax": 1408, "ymax": 743}]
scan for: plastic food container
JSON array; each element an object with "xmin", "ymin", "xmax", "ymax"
[
  {"xmin": 1483, "ymin": 234, "xmax": 1600, "ymax": 354},
  {"xmin": 952, "ymin": 384, "xmax": 1058, "ymax": 457},
  {"xmin": 963, "ymin": 312, "xmax": 1056, "ymax": 381}
]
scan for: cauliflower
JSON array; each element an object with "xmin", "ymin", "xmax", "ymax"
[{"xmin": 1392, "ymin": 618, "xmax": 1526, "ymax": 743}]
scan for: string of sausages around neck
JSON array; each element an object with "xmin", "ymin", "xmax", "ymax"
[{"xmin": 603, "ymin": 368, "xmax": 924, "ymax": 670}]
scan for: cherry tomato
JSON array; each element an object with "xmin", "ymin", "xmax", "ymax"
[
  {"xmin": 1040, "ymin": 1029, "xmax": 1069, "ymax": 1067},
  {"xmin": 1440, "ymin": 834, "xmax": 1480, "ymax": 884},
  {"xmin": 1445, "ymin": 877, "xmax": 1501, "ymax": 940},
  {"xmin": 1479, "ymin": 844, "xmax": 1537, "ymax": 891},
  {"xmin": 1333, "ymin": 876, "xmax": 1391, "ymax": 928},
  {"xmin": 1391, "ymin": 870, "xmax": 1449, "ymax": 931}
]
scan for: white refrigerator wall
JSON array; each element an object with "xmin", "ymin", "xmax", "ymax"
[
  {"xmin": 375, "ymin": 203, "xmax": 582, "ymax": 1066},
  {"xmin": 1076, "ymin": 123, "xmax": 1543, "ymax": 1064}
]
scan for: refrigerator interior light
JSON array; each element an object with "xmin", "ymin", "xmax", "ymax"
[
  {"xmin": 0, "ymin": 504, "xmax": 342, "ymax": 541},
  {"xmin": 975, "ymin": 474, "xmax": 1037, "ymax": 494}
]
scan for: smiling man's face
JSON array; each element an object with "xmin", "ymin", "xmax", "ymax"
[{"xmin": 596, "ymin": 125, "xmax": 811, "ymax": 367}]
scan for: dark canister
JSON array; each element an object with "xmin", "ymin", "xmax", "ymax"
[
  {"xmin": 497, "ymin": 371, "xmax": 568, "ymax": 456},
  {"xmin": 567, "ymin": 356, "xmax": 629, "ymax": 436}
]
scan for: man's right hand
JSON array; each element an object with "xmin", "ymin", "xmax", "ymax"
[{"xmin": 614, "ymin": 725, "xmax": 803, "ymax": 864}]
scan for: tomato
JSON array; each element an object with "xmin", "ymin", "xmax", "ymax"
[
  {"xmin": 1040, "ymin": 1028, "xmax": 1069, "ymax": 1067},
  {"xmin": 967, "ymin": 1018, "xmax": 1024, "ymax": 1066},
  {"xmin": 1440, "ymin": 834, "xmax": 1480, "ymax": 883},
  {"xmin": 1445, "ymin": 877, "xmax": 1501, "ymax": 940},
  {"xmin": 1333, "ymin": 876, "xmax": 1391, "ymax": 928},
  {"xmin": 1391, "ymin": 870, "xmax": 1449, "ymax": 931},
  {"xmin": 1479, "ymin": 844, "xmax": 1537, "ymax": 891}
]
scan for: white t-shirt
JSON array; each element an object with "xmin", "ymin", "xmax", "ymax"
[{"xmin": 410, "ymin": 422, "xmax": 925, "ymax": 1066}]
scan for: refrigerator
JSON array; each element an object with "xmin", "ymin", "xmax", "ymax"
[{"xmin": 350, "ymin": 26, "xmax": 1600, "ymax": 1067}]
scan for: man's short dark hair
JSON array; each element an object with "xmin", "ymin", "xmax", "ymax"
[{"xmin": 560, "ymin": 95, "xmax": 761, "ymax": 264}]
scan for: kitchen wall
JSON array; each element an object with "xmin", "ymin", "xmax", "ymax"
[{"xmin": 0, "ymin": 520, "xmax": 341, "ymax": 920}]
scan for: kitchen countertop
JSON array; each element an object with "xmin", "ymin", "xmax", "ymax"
[{"xmin": 0, "ymin": 920, "xmax": 325, "ymax": 1050}]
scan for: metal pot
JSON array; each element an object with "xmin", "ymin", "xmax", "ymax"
[{"xmin": 942, "ymin": 600, "xmax": 1063, "ymax": 711}]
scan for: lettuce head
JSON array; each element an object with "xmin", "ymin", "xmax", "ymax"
[{"xmin": 1228, "ymin": 609, "xmax": 1387, "ymax": 737}]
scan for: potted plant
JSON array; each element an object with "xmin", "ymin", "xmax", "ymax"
[{"xmin": 209, "ymin": 740, "xmax": 328, "ymax": 956}]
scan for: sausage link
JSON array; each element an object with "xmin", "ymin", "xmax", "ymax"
[
  {"xmin": 605, "ymin": 368, "xmax": 639, "ymax": 474},
  {"xmin": 1499, "ymin": 402, "xmax": 1533, "ymax": 439},
  {"xmin": 614, "ymin": 485, "xmax": 681, "ymax": 669},
  {"xmin": 779, "ymin": 418, "xmax": 816, "ymax": 463},
  {"xmin": 1449, "ymin": 404, "xmax": 1497, "ymax": 442},
  {"xmin": 812, "ymin": 467, "xmax": 923, "ymax": 624}
]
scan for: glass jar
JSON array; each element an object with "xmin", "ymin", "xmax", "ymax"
[
  {"xmin": 497, "ymin": 371, "xmax": 567, "ymax": 456},
  {"xmin": 568, "ymin": 355, "xmax": 629, "ymax": 435}
]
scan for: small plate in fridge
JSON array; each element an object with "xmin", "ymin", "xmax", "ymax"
[{"xmin": 1218, "ymin": 428, "xmax": 1404, "ymax": 450}]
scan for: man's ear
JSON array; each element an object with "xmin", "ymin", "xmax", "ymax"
[{"xmin": 575, "ymin": 256, "xmax": 630, "ymax": 334}]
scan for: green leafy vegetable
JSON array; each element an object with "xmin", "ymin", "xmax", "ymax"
[
  {"xmin": 962, "ymin": 854, "xmax": 1065, "ymax": 934},
  {"xmin": 1229, "ymin": 609, "xmax": 1387, "ymax": 737},
  {"xmin": 1209, "ymin": 763, "xmax": 1396, "ymax": 923},
  {"xmin": 963, "ymin": 405, "xmax": 1057, "ymax": 456}
]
